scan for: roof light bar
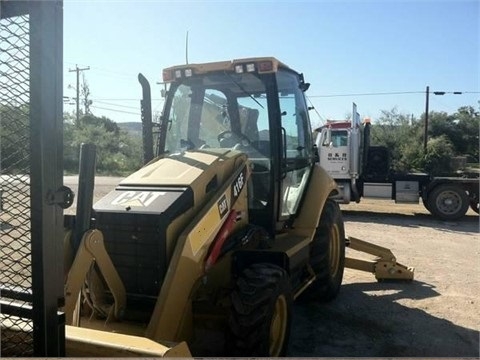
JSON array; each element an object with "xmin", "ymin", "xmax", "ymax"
[
  {"xmin": 245, "ymin": 63, "xmax": 255, "ymax": 72},
  {"xmin": 163, "ymin": 70, "xmax": 173, "ymax": 82},
  {"xmin": 258, "ymin": 61, "xmax": 273, "ymax": 73}
]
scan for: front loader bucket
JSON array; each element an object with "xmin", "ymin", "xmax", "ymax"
[{"xmin": 66, "ymin": 326, "xmax": 191, "ymax": 357}]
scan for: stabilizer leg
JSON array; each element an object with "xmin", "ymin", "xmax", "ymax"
[{"xmin": 345, "ymin": 236, "xmax": 414, "ymax": 281}]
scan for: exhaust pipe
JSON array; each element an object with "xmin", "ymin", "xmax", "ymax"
[{"xmin": 138, "ymin": 73, "xmax": 154, "ymax": 164}]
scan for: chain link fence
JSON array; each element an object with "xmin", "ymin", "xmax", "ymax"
[
  {"xmin": 1, "ymin": 2, "xmax": 65, "ymax": 356},
  {"xmin": 0, "ymin": 12, "xmax": 34, "ymax": 356}
]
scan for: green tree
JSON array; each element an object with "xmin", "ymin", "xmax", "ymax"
[
  {"xmin": 426, "ymin": 110, "xmax": 461, "ymax": 150},
  {"xmin": 370, "ymin": 108, "xmax": 423, "ymax": 172},
  {"xmin": 63, "ymin": 113, "xmax": 78, "ymax": 172},
  {"xmin": 81, "ymin": 73, "xmax": 92, "ymax": 115},
  {"xmin": 426, "ymin": 107, "xmax": 479, "ymax": 160},
  {"xmin": 63, "ymin": 113, "xmax": 143, "ymax": 175},
  {"xmin": 371, "ymin": 105, "xmax": 479, "ymax": 174},
  {"xmin": 423, "ymin": 135, "xmax": 455, "ymax": 175},
  {"xmin": 453, "ymin": 106, "xmax": 479, "ymax": 160}
]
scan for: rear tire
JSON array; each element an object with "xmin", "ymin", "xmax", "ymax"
[
  {"xmin": 422, "ymin": 196, "xmax": 431, "ymax": 212},
  {"xmin": 227, "ymin": 263, "xmax": 293, "ymax": 357},
  {"xmin": 427, "ymin": 184, "xmax": 469, "ymax": 220},
  {"xmin": 470, "ymin": 200, "xmax": 479, "ymax": 214},
  {"xmin": 304, "ymin": 199, "xmax": 345, "ymax": 301}
]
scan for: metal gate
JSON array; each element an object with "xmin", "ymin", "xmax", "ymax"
[{"xmin": 1, "ymin": 1, "xmax": 65, "ymax": 356}]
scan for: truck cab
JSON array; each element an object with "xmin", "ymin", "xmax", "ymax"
[
  {"xmin": 316, "ymin": 107, "xmax": 365, "ymax": 203},
  {"xmin": 315, "ymin": 103, "xmax": 478, "ymax": 220}
]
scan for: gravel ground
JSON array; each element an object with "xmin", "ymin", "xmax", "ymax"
[{"xmin": 289, "ymin": 199, "xmax": 479, "ymax": 357}]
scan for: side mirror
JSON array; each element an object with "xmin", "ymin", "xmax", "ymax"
[
  {"xmin": 325, "ymin": 128, "xmax": 332, "ymax": 147},
  {"xmin": 313, "ymin": 144, "xmax": 320, "ymax": 163}
]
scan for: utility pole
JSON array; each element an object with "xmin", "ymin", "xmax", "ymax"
[
  {"xmin": 69, "ymin": 64, "xmax": 90, "ymax": 126},
  {"xmin": 424, "ymin": 86, "xmax": 429, "ymax": 153}
]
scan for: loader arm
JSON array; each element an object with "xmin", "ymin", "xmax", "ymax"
[
  {"xmin": 345, "ymin": 236, "xmax": 414, "ymax": 281},
  {"xmin": 64, "ymin": 229, "xmax": 126, "ymax": 325},
  {"xmin": 63, "ymin": 230, "xmax": 193, "ymax": 357}
]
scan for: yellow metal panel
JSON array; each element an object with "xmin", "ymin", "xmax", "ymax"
[
  {"xmin": 189, "ymin": 201, "xmax": 223, "ymax": 256},
  {"xmin": 292, "ymin": 164, "xmax": 338, "ymax": 235},
  {"xmin": 120, "ymin": 156, "xmax": 204, "ymax": 186},
  {"xmin": 147, "ymin": 162, "xmax": 249, "ymax": 343}
]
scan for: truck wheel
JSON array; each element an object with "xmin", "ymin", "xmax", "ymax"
[
  {"xmin": 470, "ymin": 200, "xmax": 479, "ymax": 214},
  {"xmin": 304, "ymin": 199, "xmax": 345, "ymax": 301},
  {"xmin": 427, "ymin": 184, "xmax": 469, "ymax": 220},
  {"xmin": 228, "ymin": 263, "xmax": 292, "ymax": 357},
  {"xmin": 422, "ymin": 197, "xmax": 431, "ymax": 212}
]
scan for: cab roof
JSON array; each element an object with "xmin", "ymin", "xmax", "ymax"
[{"xmin": 162, "ymin": 57, "xmax": 295, "ymax": 82}]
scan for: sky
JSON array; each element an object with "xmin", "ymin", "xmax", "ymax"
[{"xmin": 63, "ymin": 0, "xmax": 479, "ymax": 128}]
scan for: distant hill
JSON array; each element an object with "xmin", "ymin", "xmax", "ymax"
[{"xmin": 118, "ymin": 122, "xmax": 142, "ymax": 137}]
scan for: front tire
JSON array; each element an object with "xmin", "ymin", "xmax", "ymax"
[
  {"xmin": 228, "ymin": 263, "xmax": 293, "ymax": 357},
  {"xmin": 304, "ymin": 199, "xmax": 346, "ymax": 301},
  {"xmin": 427, "ymin": 184, "xmax": 469, "ymax": 220}
]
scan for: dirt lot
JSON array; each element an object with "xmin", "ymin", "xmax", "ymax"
[
  {"xmin": 290, "ymin": 199, "xmax": 479, "ymax": 357},
  {"xmin": 65, "ymin": 177, "xmax": 479, "ymax": 357}
]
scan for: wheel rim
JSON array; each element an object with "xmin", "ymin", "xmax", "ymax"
[
  {"xmin": 329, "ymin": 224, "xmax": 341, "ymax": 277},
  {"xmin": 436, "ymin": 190, "xmax": 463, "ymax": 215},
  {"xmin": 269, "ymin": 294, "xmax": 288, "ymax": 356}
]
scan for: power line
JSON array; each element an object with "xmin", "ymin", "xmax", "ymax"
[
  {"xmin": 152, "ymin": 100, "xmax": 165, "ymax": 113},
  {"xmin": 90, "ymin": 105, "xmax": 140, "ymax": 116},
  {"xmin": 309, "ymin": 90, "xmax": 480, "ymax": 98},
  {"xmin": 65, "ymin": 61, "xmax": 137, "ymax": 79},
  {"xmin": 89, "ymin": 98, "xmax": 164, "ymax": 101},
  {"xmin": 305, "ymin": 95, "xmax": 326, "ymax": 124},
  {"xmin": 308, "ymin": 91, "xmax": 425, "ymax": 98},
  {"xmin": 94, "ymin": 100, "xmax": 141, "ymax": 110}
]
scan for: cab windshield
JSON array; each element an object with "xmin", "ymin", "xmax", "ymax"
[
  {"xmin": 160, "ymin": 67, "xmax": 314, "ymax": 222},
  {"xmin": 162, "ymin": 71, "xmax": 269, "ymax": 155}
]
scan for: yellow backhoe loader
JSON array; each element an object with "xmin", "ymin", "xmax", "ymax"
[{"xmin": 60, "ymin": 57, "xmax": 413, "ymax": 357}]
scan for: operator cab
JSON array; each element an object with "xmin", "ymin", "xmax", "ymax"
[{"xmin": 158, "ymin": 58, "xmax": 316, "ymax": 232}]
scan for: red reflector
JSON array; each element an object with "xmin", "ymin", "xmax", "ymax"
[
  {"xmin": 258, "ymin": 61, "xmax": 273, "ymax": 72},
  {"xmin": 204, "ymin": 210, "xmax": 238, "ymax": 272}
]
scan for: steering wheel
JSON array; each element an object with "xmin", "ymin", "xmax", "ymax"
[{"xmin": 217, "ymin": 131, "xmax": 251, "ymax": 147}]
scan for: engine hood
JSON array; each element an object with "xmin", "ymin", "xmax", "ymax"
[
  {"xmin": 120, "ymin": 149, "xmax": 242, "ymax": 187},
  {"xmin": 93, "ymin": 149, "xmax": 247, "ymax": 214}
]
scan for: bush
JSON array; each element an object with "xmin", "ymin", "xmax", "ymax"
[{"xmin": 423, "ymin": 135, "xmax": 455, "ymax": 175}]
